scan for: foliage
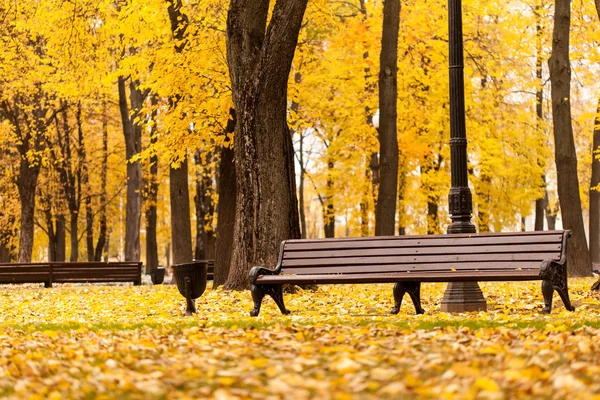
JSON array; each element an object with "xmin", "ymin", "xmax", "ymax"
[{"xmin": 0, "ymin": 279, "xmax": 599, "ymax": 398}]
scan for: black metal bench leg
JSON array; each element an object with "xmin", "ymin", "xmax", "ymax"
[
  {"xmin": 250, "ymin": 284, "xmax": 265, "ymax": 317},
  {"xmin": 555, "ymin": 282, "xmax": 575, "ymax": 312},
  {"xmin": 542, "ymin": 279, "xmax": 553, "ymax": 314},
  {"xmin": 391, "ymin": 282, "xmax": 406, "ymax": 314},
  {"xmin": 406, "ymin": 282, "xmax": 425, "ymax": 315},
  {"xmin": 266, "ymin": 285, "xmax": 290, "ymax": 315}
]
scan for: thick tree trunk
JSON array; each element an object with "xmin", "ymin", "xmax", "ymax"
[
  {"xmin": 170, "ymin": 159, "xmax": 193, "ymax": 265},
  {"xmin": 118, "ymin": 76, "xmax": 143, "ymax": 262},
  {"xmin": 589, "ymin": 99, "xmax": 600, "ymax": 264},
  {"xmin": 375, "ymin": 0, "xmax": 400, "ymax": 236},
  {"xmin": 214, "ymin": 115, "xmax": 236, "ymax": 287},
  {"xmin": 167, "ymin": 0, "xmax": 193, "ymax": 267},
  {"xmin": 224, "ymin": 0, "xmax": 305, "ymax": 289},
  {"xmin": 549, "ymin": 0, "xmax": 591, "ymax": 276}
]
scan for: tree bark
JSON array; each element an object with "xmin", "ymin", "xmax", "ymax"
[
  {"xmin": 375, "ymin": 0, "xmax": 400, "ymax": 236},
  {"xmin": 214, "ymin": 111, "xmax": 237, "ymax": 287},
  {"xmin": 167, "ymin": 0, "xmax": 193, "ymax": 267},
  {"xmin": 534, "ymin": 3, "xmax": 547, "ymax": 232},
  {"xmin": 323, "ymin": 159, "xmax": 335, "ymax": 238},
  {"xmin": 589, "ymin": 98, "xmax": 600, "ymax": 264},
  {"xmin": 17, "ymin": 156, "xmax": 39, "ymax": 262},
  {"xmin": 589, "ymin": 0, "xmax": 600, "ymax": 266},
  {"xmin": 549, "ymin": 0, "xmax": 591, "ymax": 276},
  {"xmin": 118, "ymin": 76, "xmax": 143, "ymax": 262},
  {"xmin": 224, "ymin": 0, "xmax": 305, "ymax": 289},
  {"xmin": 94, "ymin": 101, "xmax": 109, "ymax": 261},
  {"xmin": 146, "ymin": 100, "xmax": 159, "ymax": 273},
  {"xmin": 194, "ymin": 151, "xmax": 215, "ymax": 260}
]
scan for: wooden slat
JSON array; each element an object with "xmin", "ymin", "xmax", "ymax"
[
  {"xmin": 283, "ymin": 233, "xmax": 563, "ymax": 251},
  {"xmin": 281, "ymin": 252, "xmax": 560, "ymax": 268},
  {"xmin": 281, "ymin": 261, "xmax": 541, "ymax": 275},
  {"xmin": 257, "ymin": 270, "xmax": 541, "ymax": 284},
  {"xmin": 283, "ymin": 243, "xmax": 561, "ymax": 259}
]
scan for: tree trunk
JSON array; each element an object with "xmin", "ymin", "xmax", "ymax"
[
  {"xmin": 0, "ymin": 242, "xmax": 10, "ymax": 262},
  {"xmin": 214, "ymin": 112, "xmax": 237, "ymax": 287},
  {"xmin": 94, "ymin": 101, "xmax": 109, "ymax": 261},
  {"xmin": 375, "ymin": 0, "xmax": 400, "ymax": 236},
  {"xmin": 17, "ymin": 158, "xmax": 39, "ymax": 262},
  {"xmin": 299, "ymin": 131, "xmax": 307, "ymax": 239},
  {"xmin": 194, "ymin": 151, "xmax": 215, "ymax": 260},
  {"xmin": 167, "ymin": 0, "xmax": 193, "ymax": 268},
  {"xmin": 146, "ymin": 102, "xmax": 159, "ymax": 273},
  {"xmin": 589, "ymin": 99, "xmax": 600, "ymax": 264},
  {"xmin": 534, "ymin": 2, "xmax": 548, "ymax": 232},
  {"xmin": 589, "ymin": 0, "xmax": 600, "ymax": 266},
  {"xmin": 118, "ymin": 76, "xmax": 143, "ymax": 262},
  {"xmin": 224, "ymin": 0, "xmax": 305, "ymax": 289},
  {"xmin": 323, "ymin": 160, "xmax": 335, "ymax": 238},
  {"xmin": 549, "ymin": 0, "xmax": 591, "ymax": 276},
  {"xmin": 170, "ymin": 159, "xmax": 193, "ymax": 265}
]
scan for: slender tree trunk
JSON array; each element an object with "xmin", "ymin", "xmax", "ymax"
[
  {"xmin": 224, "ymin": 0, "xmax": 305, "ymax": 289},
  {"xmin": 167, "ymin": 0, "xmax": 193, "ymax": 267},
  {"xmin": 118, "ymin": 76, "xmax": 143, "ymax": 262},
  {"xmin": 94, "ymin": 102, "xmax": 109, "ymax": 261},
  {"xmin": 323, "ymin": 160, "xmax": 335, "ymax": 238},
  {"xmin": 194, "ymin": 151, "xmax": 215, "ymax": 260},
  {"xmin": 375, "ymin": 0, "xmax": 400, "ymax": 236},
  {"xmin": 589, "ymin": 99, "xmax": 600, "ymax": 264},
  {"xmin": 534, "ymin": 3, "xmax": 547, "ymax": 231},
  {"xmin": 299, "ymin": 130, "xmax": 307, "ymax": 238},
  {"xmin": 545, "ymin": 189, "xmax": 557, "ymax": 230},
  {"xmin": 56, "ymin": 214, "xmax": 66, "ymax": 261},
  {"xmin": 214, "ymin": 111, "xmax": 237, "ymax": 287},
  {"xmin": 146, "ymin": 101, "xmax": 159, "ymax": 273},
  {"xmin": 549, "ymin": 0, "xmax": 591, "ymax": 276},
  {"xmin": 0, "ymin": 243, "xmax": 10, "ymax": 262}
]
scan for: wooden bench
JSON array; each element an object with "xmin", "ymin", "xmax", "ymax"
[
  {"xmin": 51, "ymin": 262, "xmax": 142, "ymax": 286},
  {"xmin": 249, "ymin": 230, "xmax": 574, "ymax": 316},
  {"xmin": 0, "ymin": 262, "xmax": 142, "ymax": 287},
  {"xmin": 0, "ymin": 263, "xmax": 53, "ymax": 287}
]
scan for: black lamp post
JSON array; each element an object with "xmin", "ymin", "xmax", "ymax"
[{"xmin": 440, "ymin": 0, "xmax": 486, "ymax": 312}]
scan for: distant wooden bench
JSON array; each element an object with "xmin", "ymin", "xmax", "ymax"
[
  {"xmin": 0, "ymin": 262, "xmax": 142, "ymax": 287},
  {"xmin": 0, "ymin": 264, "xmax": 52, "ymax": 287},
  {"xmin": 249, "ymin": 230, "xmax": 574, "ymax": 316},
  {"xmin": 51, "ymin": 262, "xmax": 142, "ymax": 286},
  {"xmin": 207, "ymin": 260, "xmax": 215, "ymax": 281}
]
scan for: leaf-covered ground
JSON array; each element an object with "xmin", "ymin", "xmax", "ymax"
[{"xmin": 1, "ymin": 279, "xmax": 600, "ymax": 399}]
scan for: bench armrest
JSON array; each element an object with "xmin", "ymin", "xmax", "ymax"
[{"xmin": 249, "ymin": 266, "xmax": 279, "ymax": 284}]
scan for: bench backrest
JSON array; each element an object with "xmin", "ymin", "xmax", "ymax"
[
  {"xmin": 52, "ymin": 262, "xmax": 142, "ymax": 283},
  {"xmin": 277, "ymin": 231, "xmax": 569, "ymax": 276},
  {"xmin": 0, "ymin": 264, "xmax": 52, "ymax": 283}
]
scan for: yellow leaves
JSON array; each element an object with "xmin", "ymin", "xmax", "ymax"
[{"xmin": 0, "ymin": 279, "xmax": 599, "ymax": 398}]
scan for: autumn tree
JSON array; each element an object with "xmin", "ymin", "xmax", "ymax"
[
  {"xmin": 224, "ymin": 0, "xmax": 305, "ymax": 289},
  {"xmin": 549, "ymin": 0, "xmax": 591, "ymax": 276},
  {"xmin": 375, "ymin": 0, "xmax": 400, "ymax": 236},
  {"xmin": 589, "ymin": 0, "xmax": 600, "ymax": 266}
]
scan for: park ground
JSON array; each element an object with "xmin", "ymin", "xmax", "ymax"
[{"xmin": 0, "ymin": 279, "xmax": 600, "ymax": 399}]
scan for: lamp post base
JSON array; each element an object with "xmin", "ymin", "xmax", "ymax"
[{"xmin": 440, "ymin": 281, "xmax": 487, "ymax": 313}]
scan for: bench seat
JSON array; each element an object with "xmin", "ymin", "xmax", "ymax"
[{"xmin": 249, "ymin": 230, "xmax": 574, "ymax": 316}]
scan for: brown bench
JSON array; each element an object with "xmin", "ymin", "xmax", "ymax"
[
  {"xmin": 0, "ymin": 262, "xmax": 142, "ymax": 287},
  {"xmin": 249, "ymin": 230, "xmax": 574, "ymax": 316},
  {"xmin": 51, "ymin": 262, "xmax": 142, "ymax": 286},
  {"xmin": 0, "ymin": 263, "xmax": 53, "ymax": 287}
]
